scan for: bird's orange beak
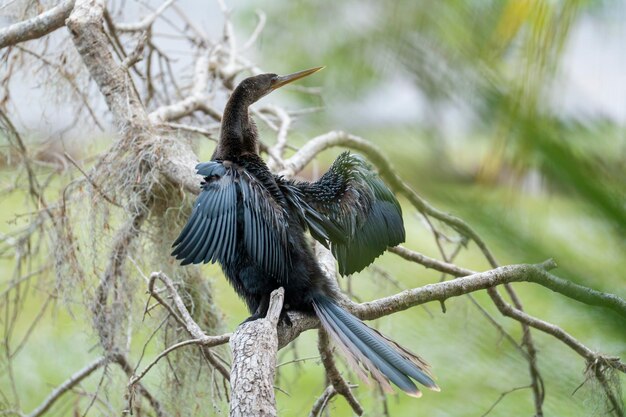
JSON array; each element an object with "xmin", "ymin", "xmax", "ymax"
[{"xmin": 270, "ymin": 66, "xmax": 324, "ymax": 90}]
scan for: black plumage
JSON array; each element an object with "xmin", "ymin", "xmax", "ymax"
[{"xmin": 172, "ymin": 68, "xmax": 438, "ymax": 396}]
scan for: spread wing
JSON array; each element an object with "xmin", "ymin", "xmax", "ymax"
[
  {"xmin": 172, "ymin": 160, "xmax": 290, "ymax": 281},
  {"xmin": 291, "ymin": 152, "xmax": 405, "ymax": 275},
  {"xmin": 276, "ymin": 179, "xmax": 346, "ymax": 248}
]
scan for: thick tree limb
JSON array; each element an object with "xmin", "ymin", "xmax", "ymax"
[
  {"xmin": 349, "ymin": 262, "xmax": 558, "ymax": 320},
  {"xmin": 390, "ymin": 247, "xmax": 626, "ymax": 318},
  {"xmin": 274, "ymin": 260, "xmax": 625, "ymax": 373},
  {"xmin": 66, "ymin": 0, "xmax": 146, "ymax": 124},
  {"xmin": 0, "ymin": 0, "xmax": 75, "ymax": 49},
  {"xmin": 229, "ymin": 288, "xmax": 284, "ymax": 417}
]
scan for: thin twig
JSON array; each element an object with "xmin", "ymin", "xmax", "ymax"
[
  {"xmin": 129, "ymin": 335, "xmax": 230, "ymax": 387},
  {"xmin": 26, "ymin": 357, "xmax": 106, "ymax": 417},
  {"xmin": 480, "ymin": 385, "xmax": 532, "ymax": 417},
  {"xmin": 241, "ymin": 10, "xmax": 266, "ymax": 51},
  {"xmin": 116, "ymin": 0, "xmax": 176, "ymax": 32},
  {"xmin": 149, "ymin": 272, "xmax": 232, "ymax": 380},
  {"xmin": 308, "ymin": 385, "xmax": 337, "ymax": 417},
  {"xmin": 63, "ymin": 152, "xmax": 121, "ymax": 207}
]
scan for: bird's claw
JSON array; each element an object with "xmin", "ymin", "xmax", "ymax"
[{"xmin": 279, "ymin": 309, "xmax": 292, "ymax": 327}]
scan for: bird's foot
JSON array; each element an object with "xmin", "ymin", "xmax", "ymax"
[
  {"xmin": 279, "ymin": 309, "xmax": 292, "ymax": 327},
  {"xmin": 241, "ymin": 309, "xmax": 291, "ymax": 326}
]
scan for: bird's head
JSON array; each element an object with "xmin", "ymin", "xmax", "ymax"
[
  {"xmin": 236, "ymin": 66, "xmax": 325, "ymax": 104},
  {"xmin": 216, "ymin": 66, "xmax": 324, "ymax": 158}
]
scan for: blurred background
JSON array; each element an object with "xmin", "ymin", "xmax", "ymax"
[{"xmin": 1, "ymin": 0, "xmax": 624, "ymax": 416}]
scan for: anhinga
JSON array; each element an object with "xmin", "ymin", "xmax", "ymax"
[{"xmin": 172, "ymin": 67, "xmax": 439, "ymax": 397}]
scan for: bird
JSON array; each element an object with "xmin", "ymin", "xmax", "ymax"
[{"xmin": 171, "ymin": 67, "xmax": 439, "ymax": 397}]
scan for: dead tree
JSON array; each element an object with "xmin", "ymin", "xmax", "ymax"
[{"xmin": 0, "ymin": 1, "xmax": 624, "ymax": 416}]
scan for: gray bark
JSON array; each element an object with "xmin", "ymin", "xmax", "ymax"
[
  {"xmin": 229, "ymin": 288, "xmax": 284, "ymax": 417},
  {"xmin": 0, "ymin": 0, "xmax": 75, "ymax": 49}
]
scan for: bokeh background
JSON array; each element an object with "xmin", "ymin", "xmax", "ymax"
[{"xmin": 1, "ymin": 0, "xmax": 625, "ymax": 416}]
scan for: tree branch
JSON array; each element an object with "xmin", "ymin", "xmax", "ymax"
[
  {"xmin": 113, "ymin": 352, "xmax": 170, "ymax": 417},
  {"xmin": 26, "ymin": 357, "xmax": 106, "ymax": 417},
  {"xmin": 349, "ymin": 262, "xmax": 558, "ymax": 320},
  {"xmin": 229, "ymin": 288, "xmax": 284, "ymax": 417},
  {"xmin": 148, "ymin": 50, "xmax": 214, "ymax": 123},
  {"xmin": 0, "ymin": 0, "xmax": 75, "ymax": 49},
  {"xmin": 115, "ymin": 0, "xmax": 176, "ymax": 32},
  {"xmin": 148, "ymin": 272, "xmax": 231, "ymax": 380},
  {"xmin": 273, "ymin": 260, "xmax": 625, "ymax": 375},
  {"xmin": 318, "ymin": 329, "xmax": 363, "ymax": 415},
  {"xmin": 390, "ymin": 247, "xmax": 626, "ymax": 318},
  {"xmin": 308, "ymin": 385, "xmax": 337, "ymax": 417},
  {"xmin": 66, "ymin": 0, "xmax": 146, "ymax": 124},
  {"xmin": 128, "ymin": 334, "xmax": 230, "ymax": 391}
]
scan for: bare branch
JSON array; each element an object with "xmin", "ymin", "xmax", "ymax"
[
  {"xmin": 0, "ymin": 0, "xmax": 75, "ymax": 49},
  {"xmin": 229, "ymin": 288, "xmax": 284, "ymax": 417},
  {"xmin": 63, "ymin": 152, "xmax": 120, "ymax": 207},
  {"xmin": 349, "ymin": 262, "xmax": 557, "ymax": 320},
  {"xmin": 497, "ymin": 285, "xmax": 545, "ymax": 416},
  {"xmin": 347, "ymin": 260, "xmax": 626, "ymax": 374},
  {"xmin": 129, "ymin": 335, "xmax": 230, "ymax": 388},
  {"xmin": 26, "ymin": 357, "xmax": 106, "ymax": 417},
  {"xmin": 15, "ymin": 46, "xmax": 105, "ymax": 130},
  {"xmin": 150, "ymin": 272, "xmax": 212, "ymax": 339},
  {"xmin": 93, "ymin": 212, "xmax": 147, "ymax": 351},
  {"xmin": 264, "ymin": 104, "xmax": 290, "ymax": 171},
  {"xmin": 116, "ymin": 0, "xmax": 176, "ymax": 32},
  {"xmin": 481, "ymin": 385, "xmax": 532, "ymax": 417},
  {"xmin": 67, "ymin": 0, "xmax": 146, "ymax": 124},
  {"xmin": 148, "ymin": 50, "xmax": 212, "ymax": 123},
  {"xmin": 148, "ymin": 272, "xmax": 232, "ymax": 380},
  {"xmin": 159, "ymin": 122, "xmax": 219, "ymax": 138},
  {"xmin": 308, "ymin": 385, "xmax": 337, "ymax": 417},
  {"xmin": 318, "ymin": 329, "xmax": 363, "ymax": 415},
  {"xmin": 113, "ymin": 353, "xmax": 170, "ymax": 417},
  {"xmin": 390, "ymin": 247, "xmax": 626, "ymax": 318},
  {"xmin": 389, "ymin": 245, "xmax": 469, "ymax": 276},
  {"xmin": 489, "ymin": 293, "xmax": 623, "ymax": 371},
  {"xmin": 241, "ymin": 10, "xmax": 266, "ymax": 51},
  {"xmin": 121, "ymin": 32, "xmax": 148, "ymax": 69}
]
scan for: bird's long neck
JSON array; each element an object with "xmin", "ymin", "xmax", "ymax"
[{"xmin": 215, "ymin": 87, "xmax": 258, "ymax": 159}]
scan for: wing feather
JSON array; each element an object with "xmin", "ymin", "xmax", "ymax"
[
  {"xmin": 240, "ymin": 169, "xmax": 290, "ymax": 281},
  {"xmin": 174, "ymin": 216, "xmax": 207, "ymax": 261},
  {"xmin": 172, "ymin": 159, "xmax": 291, "ymax": 282},
  {"xmin": 172, "ymin": 162, "xmax": 239, "ymax": 267},
  {"xmin": 290, "ymin": 152, "xmax": 405, "ymax": 275}
]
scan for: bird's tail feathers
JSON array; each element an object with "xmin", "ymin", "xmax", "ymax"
[{"xmin": 312, "ymin": 295, "xmax": 439, "ymax": 397}]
